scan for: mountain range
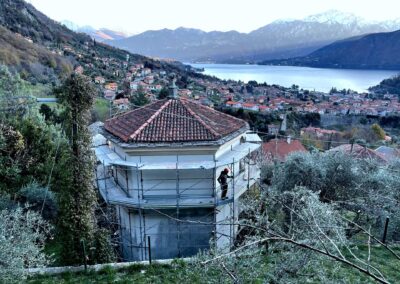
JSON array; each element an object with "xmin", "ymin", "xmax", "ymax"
[
  {"xmin": 104, "ymin": 10, "xmax": 400, "ymax": 63},
  {"xmin": 262, "ymin": 29, "xmax": 400, "ymax": 70},
  {"xmin": 61, "ymin": 20, "xmax": 129, "ymax": 42}
]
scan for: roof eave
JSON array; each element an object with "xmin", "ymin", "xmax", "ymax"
[{"xmin": 100, "ymin": 125, "xmax": 249, "ymax": 150}]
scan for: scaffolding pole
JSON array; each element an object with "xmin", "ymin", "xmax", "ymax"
[
  {"xmin": 213, "ymin": 158, "xmax": 217, "ymax": 248},
  {"xmin": 176, "ymin": 155, "xmax": 181, "ymax": 258},
  {"xmin": 231, "ymin": 158, "xmax": 235, "ymax": 248},
  {"xmin": 248, "ymin": 148, "xmax": 251, "ymax": 190},
  {"xmin": 135, "ymin": 164, "xmax": 145, "ymax": 261}
]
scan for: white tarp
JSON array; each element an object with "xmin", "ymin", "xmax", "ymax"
[
  {"xmin": 216, "ymin": 142, "xmax": 260, "ymax": 167},
  {"xmin": 92, "ymin": 134, "xmax": 107, "ymax": 147},
  {"xmin": 246, "ymin": 132, "xmax": 262, "ymax": 143}
]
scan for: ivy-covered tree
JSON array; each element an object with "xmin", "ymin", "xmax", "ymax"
[
  {"xmin": 56, "ymin": 74, "xmax": 98, "ymax": 265},
  {"xmin": 55, "ymin": 73, "xmax": 115, "ymax": 265}
]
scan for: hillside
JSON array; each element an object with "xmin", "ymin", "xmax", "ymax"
[
  {"xmin": 0, "ymin": 0, "xmax": 201, "ymax": 85},
  {"xmin": 370, "ymin": 74, "xmax": 400, "ymax": 94},
  {"xmin": 108, "ymin": 10, "xmax": 400, "ymax": 63},
  {"xmin": 261, "ymin": 29, "xmax": 400, "ymax": 70},
  {"xmin": 0, "ymin": 25, "xmax": 73, "ymax": 83}
]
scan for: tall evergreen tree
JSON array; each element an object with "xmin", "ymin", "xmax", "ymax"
[
  {"xmin": 56, "ymin": 74, "xmax": 98, "ymax": 265},
  {"xmin": 130, "ymin": 86, "xmax": 150, "ymax": 106}
]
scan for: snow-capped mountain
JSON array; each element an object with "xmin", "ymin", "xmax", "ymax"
[
  {"xmin": 303, "ymin": 10, "xmax": 364, "ymax": 24},
  {"xmin": 106, "ymin": 10, "xmax": 400, "ymax": 63},
  {"xmin": 60, "ymin": 20, "xmax": 128, "ymax": 42}
]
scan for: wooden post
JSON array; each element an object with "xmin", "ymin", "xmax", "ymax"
[
  {"xmin": 80, "ymin": 239, "xmax": 87, "ymax": 271},
  {"xmin": 329, "ymin": 132, "xmax": 333, "ymax": 150},
  {"xmin": 382, "ymin": 217, "xmax": 390, "ymax": 244}
]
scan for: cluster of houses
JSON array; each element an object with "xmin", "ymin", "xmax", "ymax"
[
  {"xmin": 224, "ymin": 93, "xmax": 400, "ymax": 117},
  {"xmin": 209, "ymin": 80, "xmax": 400, "ymax": 117},
  {"xmin": 93, "ymin": 63, "xmax": 201, "ymax": 111}
]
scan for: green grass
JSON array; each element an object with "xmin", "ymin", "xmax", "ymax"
[
  {"xmin": 27, "ymin": 246, "xmax": 400, "ymax": 284},
  {"xmin": 26, "ymin": 83, "xmax": 53, "ymax": 98},
  {"xmin": 94, "ymin": 98, "xmax": 111, "ymax": 122},
  {"xmin": 338, "ymin": 245, "xmax": 400, "ymax": 283},
  {"xmin": 28, "ymin": 261, "xmax": 202, "ymax": 284}
]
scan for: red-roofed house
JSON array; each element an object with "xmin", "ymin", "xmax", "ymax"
[
  {"xmin": 263, "ymin": 137, "xmax": 307, "ymax": 162},
  {"xmin": 104, "ymin": 90, "xmax": 116, "ymax": 100},
  {"xmin": 242, "ymin": 103, "xmax": 259, "ymax": 112},
  {"xmin": 95, "ymin": 76, "xmax": 105, "ymax": 84},
  {"xmin": 328, "ymin": 144, "xmax": 388, "ymax": 163},
  {"xmin": 259, "ymin": 105, "xmax": 270, "ymax": 113},
  {"xmin": 74, "ymin": 65, "xmax": 84, "ymax": 74},
  {"xmin": 113, "ymin": 98, "xmax": 129, "ymax": 110},
  {"xmin": 105, "ymin": 82, "xmax": 118, "ymax": 91},
  {"xmin": 226, "ymin": 101, "xmax": 242, "ymax": 109}
]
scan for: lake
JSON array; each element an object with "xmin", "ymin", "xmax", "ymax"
[{"xmin": 190, "ymin": 64, "xmax": 399, "ymax": 93}]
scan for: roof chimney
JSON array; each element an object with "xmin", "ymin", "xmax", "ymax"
[
  {"xmin": 168, "ymin": 76, "xmax": 179, "ymax": 99},
  {"xmin": 287, "ymin": 135, "xmax": 291, "ymax": 144}
]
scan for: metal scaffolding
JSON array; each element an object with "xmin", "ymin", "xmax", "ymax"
[{"xmin": 94, "ymin": 138, "xmax": 261, "ymax": 262}]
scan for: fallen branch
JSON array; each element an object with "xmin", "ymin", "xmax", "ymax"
[
  {"xmin": 202, "ymin": 236, "xmax": 390, "ymax": 284},
  {"xmin": 342, "ymin": 216, "xmax": 400, "ymax": 261},
  {"xmin": 221, "ymin": 261, "xmax": 237, "ymax": 283}
]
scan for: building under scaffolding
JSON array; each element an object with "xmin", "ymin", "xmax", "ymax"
[{"xmin": 93, "ymin": 84, "xmax": 261, "ymax": 261}]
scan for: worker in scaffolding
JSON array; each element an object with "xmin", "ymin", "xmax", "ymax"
[{"xmin": 218, "ymin": 168, "xmax": 233, "ymax": 200}]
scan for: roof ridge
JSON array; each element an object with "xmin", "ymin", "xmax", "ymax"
[
  {"xmin": 106, "ymin": 99, "xmax": 166, "ymax": 123},
  {"xmin": 129, "ymin": 100, "xmax": 172, "ymax": 141},
  {"xmin": 182, "ymin": 100, "xmax": 222, "ymax": 139}
]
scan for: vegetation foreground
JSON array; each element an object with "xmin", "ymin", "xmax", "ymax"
[{"xmin": 29, "ymin": 245, "xmax": 400, "ymax": 283}]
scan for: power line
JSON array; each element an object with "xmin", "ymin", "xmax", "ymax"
[{"xmin": 40, "ymin": 122, "xmax": 65, "ymax": 215}]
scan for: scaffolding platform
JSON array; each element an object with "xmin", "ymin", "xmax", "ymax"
[{"xmin": 96, "ymin": 164, "xmax": 260, "ymax": 209}]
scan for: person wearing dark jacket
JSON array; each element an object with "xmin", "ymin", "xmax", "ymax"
[{"xmin": 217, "ymin": 168, "xmax": 233, "ymax": 200}]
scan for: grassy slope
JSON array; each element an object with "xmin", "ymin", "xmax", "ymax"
[
  {"xmin": 28, "ymin": 246, "xmax": 400, "ymax": 284},
  {"xmin": 0, "ymin": 26, "xmax": 73, "ymax": 78}
]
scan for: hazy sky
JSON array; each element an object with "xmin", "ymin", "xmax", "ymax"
[{"xmin": 28, "ymin": 0, "xmax": 400, "ymax": 34}]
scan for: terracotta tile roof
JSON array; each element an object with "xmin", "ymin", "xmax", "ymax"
[
  {"xmin": 328, "ymin": 144, "xmax": 388, "ymax": 163},
  {"xmin": 104, "ymin": 99, "xmax": 247, "ymax": 143},
  {"xmin": 263, "ymin": 139, "xmax": 307, "ymax": 161}
]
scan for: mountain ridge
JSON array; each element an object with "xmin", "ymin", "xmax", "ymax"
[
  {"xmin": 105, "ymin": 10, "xmax": 400, "ymax": 63},
  {"xmin": 261, "ymin": 29, "xmax": 400, "ymax": 70}
]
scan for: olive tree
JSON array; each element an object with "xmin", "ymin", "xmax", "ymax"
[
  {"xmin": 190, "ymin": 152, "xmax": 400, "ymax": 283},
  {"xmin": 0, "ymin": 206, "xmax": 51, "ymax": 282}
]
